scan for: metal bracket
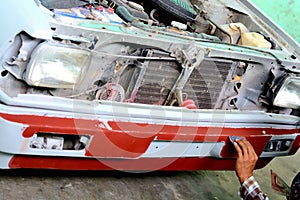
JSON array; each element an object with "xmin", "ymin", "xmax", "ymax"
[
  {"xmin": 3, "ymin": 34, "xmax": 41, "ymax": 80},
  {"xmin": 164, "ymin": 44, "xmax": 205, "ymax": 106},
  {"xmin": 52, "ymin": 33, "xmax": 98, "ymax": 50}
]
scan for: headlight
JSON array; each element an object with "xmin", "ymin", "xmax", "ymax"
[
  {"xmin": 273, "ymin": 76, "xmax": 300, "ymax": 109},
  {"xmin": 25, "ymin": 43, "xmax": 91, "ymax": 89}
]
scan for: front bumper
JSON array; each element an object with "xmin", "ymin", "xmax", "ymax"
[{"xmin": 0, "ymin": 91, "xmax": 299, "ymax": 170}]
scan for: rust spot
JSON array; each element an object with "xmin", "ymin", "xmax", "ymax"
[{"xmin": 114, "ymin": 65, "xmax": 122, "ymax": 73}]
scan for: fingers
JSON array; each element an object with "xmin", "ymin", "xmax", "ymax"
[
  {"xmin": 234, "ymin": 141, "xmax": 243, "ymax": 157},
  {"xmin": 236, "ymin": 139, "xmax": 249, "ymax": 156},
  {"xmin": 235, "ymin": 139, "xmax": 258, "ymax": 161},
  {"xmin": 234, "ymin": 138, "xmax": 258, "ymax": 184}
]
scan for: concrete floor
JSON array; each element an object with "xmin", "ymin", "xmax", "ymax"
[{"xmin": 0, "ymin": 150, "xmax": 298, "ymax": 200}]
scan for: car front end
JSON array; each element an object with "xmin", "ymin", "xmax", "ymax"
[{"xmin": 0, "ymin": 0, "xmax": 299, "ymax": 171}]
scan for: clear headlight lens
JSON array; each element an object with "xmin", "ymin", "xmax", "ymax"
[
  {"xmin": 25, "ymin": 43, "xmax": 91, "ymax": 89},
  {"xmin": 273, "ymin": 76, "xmax": 300, "ymax": 109}
]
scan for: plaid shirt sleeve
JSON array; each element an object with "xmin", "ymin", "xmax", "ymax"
[{"xmin": 239, "ymin": 176, "xmax": 268, "ymax": 200}]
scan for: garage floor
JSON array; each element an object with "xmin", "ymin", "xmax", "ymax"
[{"xmin": 0, "ymin": 150, "xmax": 298, "ymax": 200}]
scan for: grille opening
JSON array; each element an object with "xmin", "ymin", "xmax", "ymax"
[
  {"xmin": 118, "ymin": 50, "xmax": 235, "ymax": 109},
  {"xmin": 29, "ymin": 133, "xmax": 90, "ymax": 151}
]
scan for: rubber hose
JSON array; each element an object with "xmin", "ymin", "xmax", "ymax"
[{"xmin": 116, "ymin": 6, "xmax": 137, "ymax": 23}]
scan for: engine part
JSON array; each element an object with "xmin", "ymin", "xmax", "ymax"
[
  {"xmin": 194, "ymin": 15, "xmax": 211, "ymax": 34},
  {"xmin": 214, "ymin": 23, "xmax": 248, "ymax": 44},
  {"xmin": 30, "ymin": 135, "xmax": 64, "ymax": 150},
  {"xmin": 171, "ymin": 21, "xmax": 188, "ymax": 30},
  {"xmin": 127, "ymin": 1, "xmax": 144, "ymax": 12},
  {"xmin": 95, "ymin": 83, "xmax": 125, "ymax": 102},
  {"xmin": 116, "ymin": 6, "xmax": 138, "ymax": 23},
  {"xmin": 239, "ymin": 32, "xmax": 272, "ymax": 49},
  {"xmin": 199, "ymin": 10, "xmax": 233, "ymax": 43},
  {"xmin": 39, "ymin": 0, "xmax": 86, "ymax": 9},
  {"xmin": 107, "ymin": 0, "xmax": 149, "ymax": 20},
  {"xmin": 149, "ymin": 0, "xmax": 197, "ymax": 22},
  {"xmin": 165, "ymin": 44, "xmax": 205, "ymax": 106}
]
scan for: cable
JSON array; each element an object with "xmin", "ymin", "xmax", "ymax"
[{"xmin": 91, "ymin": 50, "xmax": 177, "ymax": 61}]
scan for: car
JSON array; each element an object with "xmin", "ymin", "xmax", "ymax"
[{"xmin": 0, "ymin": 0, "xmax": 299, "ymax": 171}]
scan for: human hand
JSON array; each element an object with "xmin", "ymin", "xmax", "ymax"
[{"xmin": 234, "ymin": 139, "xmax": 258, "ymax": 184}]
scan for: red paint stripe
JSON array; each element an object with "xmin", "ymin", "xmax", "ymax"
[
  {"xmin": 220, "ymin": 135, "xmax": 271, "ymax": 157},
  {"xmin": 8, "ymin": 155, "xmax": 272, "ymax": 171},
  {"xmin": 0, "ymin": 113, "xmax": 156, "ymax": 157},
  {"xmin": 0, "ymin": 112, "xmax": 299, "ymax": 158}
]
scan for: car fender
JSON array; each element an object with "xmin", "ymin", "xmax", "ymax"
[{"xmin": 0, "ymin": 0, "xmax": 52, "ymax": 57}]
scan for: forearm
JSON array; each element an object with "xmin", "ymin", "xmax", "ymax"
[{"xmin": 239, "ymin": 176, "xmax": 268, "ymax": 200}]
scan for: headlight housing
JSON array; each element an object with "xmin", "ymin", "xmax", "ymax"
[
  {"xmin": 25, "ymin": 42, "xmax": 91, "ymax": 89},
  {"xmin": 273, "ymin": 76, "xmax": 300, "ymax": 109}
]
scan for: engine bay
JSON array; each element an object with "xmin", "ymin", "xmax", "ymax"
[{"xmin": 40, "ymin": 0, "xmax": 279, "ymax": 49}]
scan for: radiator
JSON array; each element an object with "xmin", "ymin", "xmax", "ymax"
[{"xmin": 122, "ymin": 51, "xmax": 234, "ymax": 109}]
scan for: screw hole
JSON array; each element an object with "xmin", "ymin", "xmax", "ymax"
[
  {"xmin": 229, "ymin": 98, "xmax": 237, "ymax": 106},
  {"xmin": 291, "ymin": 55, "xmax": 297, "ymax": 60},
  {"xmin": 1, "ymin": 70, "xmax": 8, "ymax": 77}
]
